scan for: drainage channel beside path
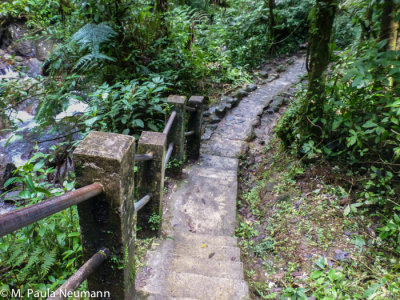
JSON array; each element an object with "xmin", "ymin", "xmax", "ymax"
[{"xmin": 135, "ymin": 57, "xmax": 306, "ymax": 300}]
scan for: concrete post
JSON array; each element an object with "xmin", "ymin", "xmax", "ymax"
[
  {"xmin": 166, "ymin": 95, "xmax": 187, "ymax": 175},
  {"xmin": 186, "ymin": 96, "xmax": 205, "ymax": 160},
  {"xmin": 136, "ymin": 131, "xmax": 167, "ymax": 238},
  {"xmin": 73, "ymin": 131, "xmax": 136, "ymax": 299}
]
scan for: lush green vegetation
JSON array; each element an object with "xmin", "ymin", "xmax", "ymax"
[
  {"xmin": 238, "ymin": 130, "xmax": 400, "ymax": 299},
  {"xmin": 276, "ymin": 0, "xmax": 400, "ymax": 273},
  {"xmin": 238, "ymin": 0, "xmax": 400, "ymax": 298},
  {"xmin": 1, "ymin": 0, "xmax": 399, "ymax": 298},
  {"xmin": 0, "ymin": 150, "xmax": 81, "ymax": 294},
  {"xmin": 0, "ymin": 0, "xmax": 311, "ymax": 295}
]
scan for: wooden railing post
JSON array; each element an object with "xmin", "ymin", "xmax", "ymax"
[
  {"xmin": 187, "ymin": 96, "xmax": 205, "ymax": 160},
  {"xmin": 73, "ymin": 131, "xmax": 136, "ymax": 299},
  {"xmin": 166, "ymin": 95, "xmax": 187, "ymax": 175},
  {"xmin": 136, "ymin": 131, "xmax": 167, "ymax": 238}
]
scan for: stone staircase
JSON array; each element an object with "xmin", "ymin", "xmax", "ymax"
[
  {"xmin": 135, "ymin": 154, "xmax": 249, "ymax": 300},
  {"xmin": 135, "ymin": 57, "xmax": 306, "ymax": 300},
  {"xmin": 136, "ymin": 231, "xmax": 248, "ymax": 299}
]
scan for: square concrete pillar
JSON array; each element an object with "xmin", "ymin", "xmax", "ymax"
[
  {"xmin": 187, "ymin": 96, "xmax": 205, "ymax": 160},
  {"xmin": 73, "ymin": 131, "xmax": 136, "ymax": 299},
  {"xmin": 136, "ymin": 131, "xmax": 167, "ymax": 238},
  {"xmin": 166, "ymin": 95, "xmax": 187, "ymax": 175}
]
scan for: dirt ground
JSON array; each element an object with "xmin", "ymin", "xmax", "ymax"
[{"xmin": 236, "ymin": 85, "xmax": 400, "ymax": 299}]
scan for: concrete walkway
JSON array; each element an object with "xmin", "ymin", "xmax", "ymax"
[{"xmin": 135, "ymin": 58, "xmax": 306, "ymax": 300}]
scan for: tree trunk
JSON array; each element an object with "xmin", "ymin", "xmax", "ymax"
[
  {"xmin": 360, "ymin": 5, "xmax": 374, "ymax": 41},
  {"xmin": 210, "ymin": 0, "xmax": 227, "ymax": 6},
  {"xmin": 156, "ymin": 0, "xmax": 168, "ymax": 13},
  {"xmin": 268, "ymin": 0, "xmax": 275, "ymax": 53},
  {"xmin": 378, "ymin": 0, "xmax": 400, "ymax": 50},
  {"xmin": 379, "ymin": 0, "xmax": 394, "ymax": 48},
  {"xmin": 304, "ymin": 0, "xmax": 338, "ymax": 121},
  {"xmin": 378, "ymin": 0, "xmax": 399, "ymax": 86},
  {"xmin": 156, "ymin": 0, "xmax": 168, "ymax": 12},
  {"xmin": 59, "ymin": 0, "xmax": 65, "ymax": 24}
]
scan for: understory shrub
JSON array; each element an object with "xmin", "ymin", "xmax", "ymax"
[
  {"xmin": 83, "ymin": 77, "xmax": 170, "ymax": 138},
  {"xmin": 0, "ymin": 152, "xmax": 79, "ymax": 296}
]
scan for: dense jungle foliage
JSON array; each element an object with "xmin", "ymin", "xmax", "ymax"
[
  {"xmin": 0, "ymin": 0, "xmax": 399, "ymax": 298},
  {"xmin": 0, "ymin": 0, "xmax": 314, "ymax": 295},
  {"xmin": 277, "ymin": 0, "xmax": 400, "ymax": 256}
]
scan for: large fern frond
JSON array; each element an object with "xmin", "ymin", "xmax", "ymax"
[
  {"xmin": 71, "ymin": 23, "xmax": 117, "ymax": 52},
  {"xmin": 40, "ymin": 249, "xmax": 57, "ymax": 277},
  {"xmin": 21, "ymin": 247, "xmax": 43, "ymax": 277},
  {"xmin": 73, "ymin": 53, "xmax": 116, "ymax": 72},
  {"xmin": 7, "ymin": 243, "xmax": 27, "ymax": 267},
  {"xmin": 70, "ymin": 23, "xmax": 117, "ymax": 73}
]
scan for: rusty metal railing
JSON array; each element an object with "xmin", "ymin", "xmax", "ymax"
[
  {"xmin": 134, "ymin": 194, "xmax": 151, "ymax": 212},
  {"xmin": 163, "ymin": 110, "xmax": 177, "ymax": 135},
  {"xmin": 0, "ymin": 94, "xmax": 205, "ymax": 300},
  {"xmin": 134, "ymin": 153, "xmax": 153, "ymax": 161},
  {"xmin": 0, "ymin": 183, "xmax": 106, "ymax": 298},
  {"xmin": 0, "ymin": 183, "xmax": 103, "ymax": 237},
  {"xmin": 184, "ymin": 130, "xmax": 195, "ymax": 137},
  {"xmin": 47, "ymin": 248, "xmax": 110, "ymax": 300},
  {"xmin": 185, "ymin": 106, "xmax": 196, "ymax": 112},
  {"xmin": 164, "ymin": 143, "xmax": 174, "ymax": 168},
  {"xmin": 134, "ymin": 109, "xmax": 177, "ymax": 163}
]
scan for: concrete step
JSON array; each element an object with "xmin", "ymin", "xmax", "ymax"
[
  {"xmin": 167, "ymin": 272, "xmax": 249, "ymax": 300},
  {"xmin": 137, "ymin": 293, "xmax": 199, "ymax": 300},
  {"xmin": 172, "ymin": 230, "xmax": 238, "ymax": 248},
  {"xmin": 171, "ymin": 255, "xmax": 244, "ymax": 280},
  {"xmin": 173, "ymin": 244, "xmax": 241, "ymax": 262},
  {"xmin": 198, "ymin": 154, "xmax": 239, "ymax": 171},
  {"xmin": 135, "ymin": 240, "xmax": 174, "ymax": 298},
  {"xmin": 165, "ymin": 166, "xmax": 238, "ymax": 236}
]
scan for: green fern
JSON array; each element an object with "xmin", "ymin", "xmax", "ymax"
[
  {"xmin": 5, "ymin": 243, "xmax": 57, "ymax": 281},
  {"xmin": 8, "ymin": 244, "xmax": 26, "ymax": 267},
  {"xmin": 21, "ymin": 247, "xmax": 42, "ymax": 277},
  {"xmin": 71, "ymin": 23, "xmax": 116, "ymax": 50},
  {"xmin": 0, "ymin": 196, "xmax": 81, "ymax": 291},
  {"xmin": 70, "ymin": 22, "xmax": 117, "ymax": 72},
  {"xmin": 74, "ymin": 52, "xmax": 116, "ymax": 73},
  {"xmin": 47, "ymin": 43, "xmax": 76, "ymax": 75},
  {"xmin": 13, "ymin": 251, "xmax": 28, "ymax": 268},
  {"xmin": 40, "ymin": 249, "xmax": 57, "ymax": 277}
]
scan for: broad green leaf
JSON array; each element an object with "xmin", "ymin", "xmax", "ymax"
[
  {"xmin": 25, "ymin": 175, "xmax": 35, "ymax": 191},
  {"xmin": 38, "ymin": 227, "xmax": 46, "ymax": 237},
  {"xmin": 4, "ymin": 177, "xmax": 19, "ymax": 188},
  {"xmin": 84, "ymin": 116, "xmax": 99, "ymax": 127},
  {"xmin": 363, "ymin": 120, "xmax": 377, "ymax": 128},
  {"xmin": 311, "ymin": 270, "xmax": 323, "ymax": 279},
  {"xmin": 33, "ymin": 160, "xmax": 45, "ymax": 172},
  {"xmin": 344, "ymin": 205, "xmax": 351, "ymax": 216},
  {"xmin": 34, "ymin": 188, "xmax": 53, "ymax": 197},
  {"xmin": 133, "ymin": 119, "xmax": 144, "ymax": 128},
  {"xmin": 19, "ymin": 190, "xmax": 31, "ymax": 199},
  {"xmin": 122, "ymin": 128, "xmax": 130, "ymax": 135},
  {"xmin": 332, "ymin": 119, "xmax": 342, "ymax": 130}
]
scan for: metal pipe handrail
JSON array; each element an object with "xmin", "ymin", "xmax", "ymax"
[
  {"xmin": 0, "ymin": 183, "xmax": 103, "ymax": 237},
  {"xmin": 134, "ymin": 194, "xmax": 151, "ymax": 212},
  {"xmin": 47, "ymin": 248, "xmax": 109, "ymax": 300},
  {"xmin": 134, "ymin": 153, "xmax": 153, "ymax": 161},
  {"xmin": 186, "ymin": 106, "xmax": 196, "ymax": 112},
  {"xmin": 163, "ymin": 111, "xmax": 177, "ymax": 135},
  {"xmin": 165, "ymin": 143, "xmax": 174, "ymax": 167},
  {"xmin": 184, "ymin": 131, "xmax": 195, "ymax": 137}
]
